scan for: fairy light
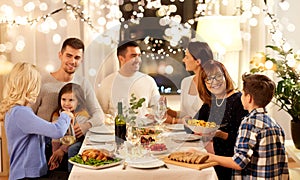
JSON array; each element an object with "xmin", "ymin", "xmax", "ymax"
[
  {"xmin": 52, "ymin": 34, "xmax": 62, "ymax": 45},
  {"xmin": 279, "ymin": 1, "xmax": 290, "ymax": 11},
  {"xmin": 286, "ymin": 23, "xmax": 295, "ymax": 32},
  {"xmin": 0, "ymin": 1, "xmax": 98, "ymax": 32},
  {"xmin": 45, "ymin": 64, "xmax": 55, "ymax": 72},
  {"xmin": 265, "ymin": 60, "xmax": 274, "ymax": 70},
  {"xmin": 0, "ymin": 0, "xmax": 297, "ymax": 59},
  {"xmin": 39, "ymin": 2, "xmax": 48, "ymax": 11}
]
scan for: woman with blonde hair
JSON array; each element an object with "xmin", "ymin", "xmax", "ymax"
[{"xmin": 0, "ymin": 62, "xmax": 73, "ymax": 180}]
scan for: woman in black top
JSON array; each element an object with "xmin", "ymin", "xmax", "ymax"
[{"xmin": 186, "ymin": 60, "xmax": 248, "ymax": 180}]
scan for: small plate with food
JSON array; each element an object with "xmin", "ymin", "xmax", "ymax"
[
  {"xmin": 149, "ymin": 143, "xmax": 168, "ymax": 155},
  {"xmin": 69, "ymin": 149, "xmax": 123, "ymax": 170}
]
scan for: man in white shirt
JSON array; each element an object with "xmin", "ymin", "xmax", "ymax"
[{"xmin": 97, "ymin": 41, "xmax": 160, "ymax": 117}]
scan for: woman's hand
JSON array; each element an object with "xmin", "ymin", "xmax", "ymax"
[
  {"xmin": 214, "ymin": 130, "xmax": 228, "ymax": 140},
  {"xmin": 62, "ymin": 110, "xmax": 74, "ymax": 119}
]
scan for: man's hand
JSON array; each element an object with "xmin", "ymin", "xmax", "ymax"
[
  {"xmin": 74, "ymin": 123, "xmax": 84, "ymax": 138},
  {"xmin": 48, "ymin": 149, "xmax": 65, "ymax": 170}
]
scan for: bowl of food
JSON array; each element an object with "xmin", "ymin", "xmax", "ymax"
[{"xmin": 184, "ymin": 119, "xmax": 219, "ymax": 134}]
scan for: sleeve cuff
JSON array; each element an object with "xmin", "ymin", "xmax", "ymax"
[{"xmin": 79, "ymin": 122, "xmax": 92, "ymax": 135}]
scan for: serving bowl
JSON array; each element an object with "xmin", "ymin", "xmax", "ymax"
[{"xmin": 184, "ymin": 119, "xmax": 219, "ymax": 134}]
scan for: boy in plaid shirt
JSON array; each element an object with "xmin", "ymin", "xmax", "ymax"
[{"xmin": 206, "ymin": 74, "xmax": 289, "ymax": 179}]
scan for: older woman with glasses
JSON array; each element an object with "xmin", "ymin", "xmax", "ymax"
[{"xmin": 186, "ymin": 60, "xmax": 248, "ymax": 180}]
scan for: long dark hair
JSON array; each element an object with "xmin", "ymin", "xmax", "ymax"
[
  {"xmin": 187, "ymin": 41, "xmax": 213, "ymax": 65},
  {"xmin": 52, "ymin": 83, "xmax": 86, "ymax": 117}
]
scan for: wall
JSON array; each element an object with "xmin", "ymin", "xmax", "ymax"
[
  {"xmin": 268, "ymin": 0, "xmax": 300, "ymax": 140},
  {"xmin": 276, "ymin": 1, "xmax": 300, "ymax": 50}
]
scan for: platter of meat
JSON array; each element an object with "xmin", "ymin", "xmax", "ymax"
[{"xmin": 69, "ymin": 149, "xmax": 123, "ymax": 170}]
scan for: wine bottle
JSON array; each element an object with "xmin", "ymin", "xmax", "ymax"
[{"xmin": 115, "ymin": 102, "xmax": 126, "ymax": 145}]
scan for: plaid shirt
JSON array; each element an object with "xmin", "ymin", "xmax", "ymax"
[{"xmin": 232, "ymin": 108, "xmax": 289, "ymax": 180}]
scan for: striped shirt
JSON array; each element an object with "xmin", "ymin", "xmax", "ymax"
[{"xmin": 232, "ymin": 108, "xmax": 289, "ymax": 179}]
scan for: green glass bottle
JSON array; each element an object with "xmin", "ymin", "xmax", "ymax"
[{"xmin": 115, "ymin": 102, "xmax": 126, "ymax": 145}]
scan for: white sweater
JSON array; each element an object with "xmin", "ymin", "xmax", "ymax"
[
  {"xmin": 97, "ymin": 71, "xmax": 160, "ymax": 116},
  {"xmin": 179, "ymin": 75, "xmax": 203, "ymax": 118}
]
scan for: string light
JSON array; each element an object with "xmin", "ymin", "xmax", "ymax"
[
  {"xmin": 0, "ymin": 1, "xmax": 98, "ymax": 32},
  {"xmin": 0, "ymin": 1, "xmax": 296, "ymax": 58}
]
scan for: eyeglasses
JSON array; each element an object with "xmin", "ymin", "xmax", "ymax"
[{"xmin": 205, "ymin": 73, "xmax": 224, "ymax": 84}]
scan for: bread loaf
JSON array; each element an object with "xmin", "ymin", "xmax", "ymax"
[{"xmin": 168, "ymin": 151, "xmax": 209, "ymax": 164}]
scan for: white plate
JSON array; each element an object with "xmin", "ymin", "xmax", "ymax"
[
  {"xmin": 165, "ymin": 124, "xmax": 184, "ymax": 131},
  {"xmin": 150, "ymin": 149, "xmax": 169, "ymax": 155},
  {"xmin": 89, "ymin": 135, "xmax": 115, "ymax": 143},
  {"xmin": 171, "ymin": 134, "xmax": 201, "ymax": 142},
  {"xmin": 127, "ymin": 157, "xmax": 165, "ymax": 169},
  {"xmin": 136, "ymin": 117, "xmax": 154, "ymax": 126},
  {"xmin": 68, "ymin": 159, "xmax": 123, "ymax": 170},
  {"xmin": 89, "ymin": 125, "xmax": 114, "ymax": 134},
  {"xmin": 79, "ymin": 144, "xmax": 116, "ymax": 154}
]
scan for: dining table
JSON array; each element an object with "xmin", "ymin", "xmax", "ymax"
[{"xmin": 68, "ymin": 123, "xmax": 218, "ymax": 180}]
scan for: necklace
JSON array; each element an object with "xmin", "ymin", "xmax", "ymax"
[{"xmin": 215, "ymin": 94, "xmax": 227, "ymax": 107}]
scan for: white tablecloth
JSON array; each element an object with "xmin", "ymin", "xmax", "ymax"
[{"xmin": 68, "ymin": 129, "xmax": 218, "ymax": 180}]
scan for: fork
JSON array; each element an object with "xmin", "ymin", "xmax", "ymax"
[
  {"xmin": 162, "ymin": 164, "xmax": 169, "ymax": 169},
  {"xmin": 122, "ymin": 162, "xmax": 127, "ymax": 170}
]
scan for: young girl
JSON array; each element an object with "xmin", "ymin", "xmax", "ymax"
[
  {"xmin": 48, "ymin": 83, "xmax": 90, "ymax": 172},
  {"xmin": 0, "ymin": 62, "xmax": 72, "ymax": 180}
]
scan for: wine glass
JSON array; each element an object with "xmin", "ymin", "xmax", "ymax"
[
  {"xmin": 153, "ymin": 99, "xmax": 167, "ymax": 131},
  {"xmin": 126, "ymin": 123, "xmax": 140, "ymax": 146}
]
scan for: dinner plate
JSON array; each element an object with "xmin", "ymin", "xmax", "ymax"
[
  {"xmin": 89, "ymin": 135, "xmax": 115, "ymax": 143},
  {"xmin": 136, "ymin": 117, "xmax": 154, "ymax": 126},
  {"xmin": 127, "ymin": 157, "xmax": 165, "ymax": 169},
  {"xmin": 165, "ymin": 124, "xmax": 185, "ymax": 131},
  {"xmin": 89, "ymin": 125, "xmax": 114, "ymax": 134},
  {"xmin": 68, "ymin": 159, "xmax": 123, "ymax": 170},
  {"xmin": 171, "ymin": 134, "xmax": 201, "ymax": 142},
  {"xmin": 79, "ymin": 144, "xmax": 116, "ymax": 154}
]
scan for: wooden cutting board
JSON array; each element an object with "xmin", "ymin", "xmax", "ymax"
[{"xmin": 163, "ymin": 157, "xmax": 218, "ymax": 170}]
